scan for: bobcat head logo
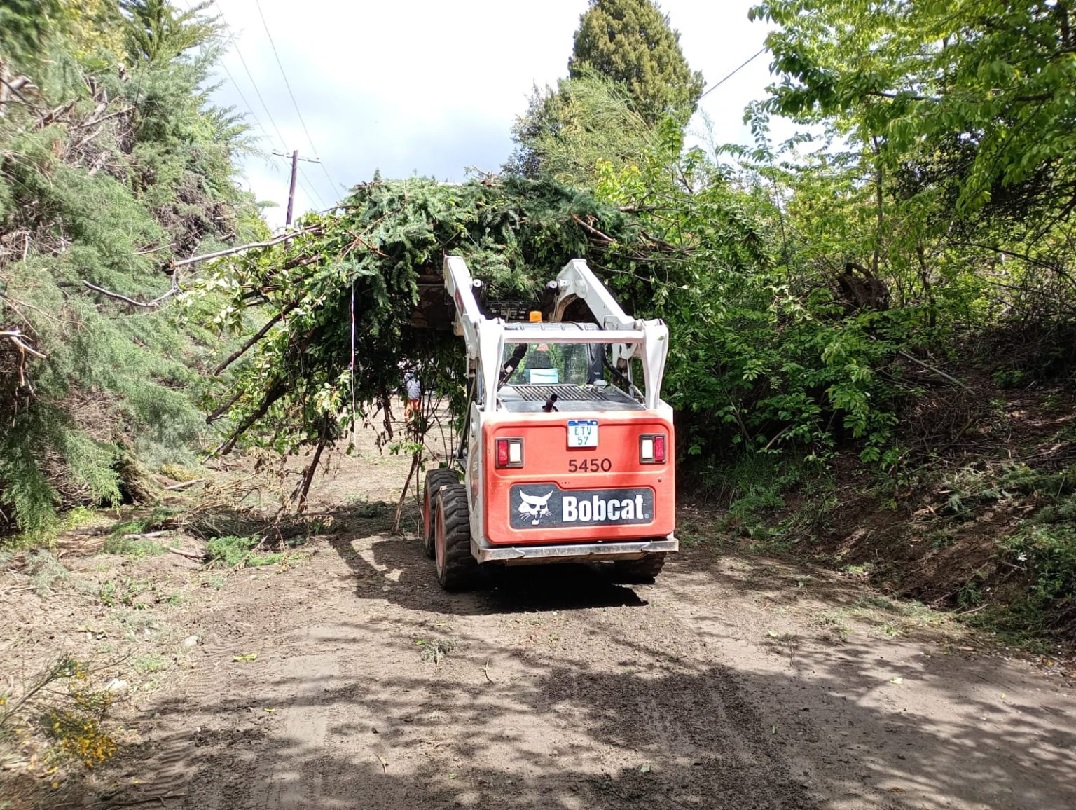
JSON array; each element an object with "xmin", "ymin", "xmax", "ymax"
[{"xmin": 518, "ymin": 490, "xmax": 554, "ymax": 525}]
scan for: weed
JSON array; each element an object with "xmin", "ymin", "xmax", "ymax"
[
  {"xmin": 205, "ymin": 535, "xmax": 283, "ymax": 568},
  {"xmin": 1, "ymin": 657, "xmax": 117, "ymax": 769},
  {"xmin": 158, "ymin": 463, "xmax": 202, "ymax": 482},
  {"xmin": 201, "ymin": 572, "xmax": 227, "ymax": 590},
  {"xmin": 348, "ymin": 498, "xmax": 388, "ymax": 519},
  {"xmin": 842, "ymin": 562, "xmax": 875, "ymax": 577},
  {"xmin": 96, "ymin": 577, "xmax": 146, "ymax": 608},
  {"xmin": 11, "ymin": 507, "xmax": 102, "ymax": 549},
  {"xmin": 853, "ymin": 595, "xmax": 897, "ymax": 611},
  {"xmin": 102, "ymin": 535, "xmax": 166, "ymax": 558},
  {"xmin": 27, "ymin": 551, "xmax": 69, "ymax": 597},
  {"xmin": 131, "ymin": 654, "xmax": 168, "ymax": 674},
  {"xmin": 108, "ymin": 507, "xmax": 179, "ymax": 540},
  {"xmin": 415, "ymin": 637, "xmax": 457, "ymax": 664},
  {"xmin": 928, "ymin": 530, "xmax": 955, "ymax": 549},
  {"xmin": 992, "ymin": 368, "xmax": 1028, "ymax": 389},
  {"xmin": 813, "ymin": 612, "xmax": 852, "ymax": 641}
]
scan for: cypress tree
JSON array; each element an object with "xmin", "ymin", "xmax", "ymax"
[{"xmin": 568, "ymin": 0, "xmax": 704, "ymax": 126}]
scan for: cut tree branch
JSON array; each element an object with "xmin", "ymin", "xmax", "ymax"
[
  {"xmin": 1, "ymin": 328, "xmax": 46, "ymax": 358},
  {"xmin": 167, "ymin": 226, "xmax": 323, "ymax": 271},
  {"xmin": 213, "ymin": 300, "xmax": 300, "ymax": 375},
  {"xmin": 82, "ymin": 279, "xmax": 180, "ymax": 309}
]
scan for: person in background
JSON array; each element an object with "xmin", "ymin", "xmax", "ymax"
[{"xmin": 404, "ymin": 369, "xmax": 422, "ymax": 420}]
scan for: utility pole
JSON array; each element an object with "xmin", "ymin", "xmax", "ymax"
[
  {"xmin": 286, "ymin": 149, "xmax": 298, "ymax": 227},
  {"xmin": 273, "ymin": 151, "xmax": 322, "ymax": 228}
]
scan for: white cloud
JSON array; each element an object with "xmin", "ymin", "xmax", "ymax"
[{"xmin": 183, "ymin": 0, "xmax": 778, "ymax": 230}]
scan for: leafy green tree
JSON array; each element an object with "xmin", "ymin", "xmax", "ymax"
[
  {"xmin": 569, "ymin": 0, "xmax": 704, "ymax": 126},
  {"xmin": 753, "ymin": 0, "xmax": 1076, "ymax": 248}
]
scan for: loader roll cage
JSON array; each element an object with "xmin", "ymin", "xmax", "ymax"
[{"xmin": 443, "ymin": 255, "xmax": 670, "ymax": 414}]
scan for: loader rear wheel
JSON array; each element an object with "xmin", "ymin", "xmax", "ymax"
[
  {"xmin": 434, "ymin": 483, "xmax": 480, "ymax": 591},
  {"xmin": 422, "ymin": 469, "xmax": 459, "ymax": 559},
  {"xmin": 611, "ymin": 552, "xmax": 666, "ymax": 584}
]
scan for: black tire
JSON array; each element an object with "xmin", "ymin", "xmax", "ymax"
[
  {"xmin": 611, "ymin": 552, "xmax": 666, "ymax": 584},
  {"xmin": 434, "ymin": 483, "xmax": 480, "ymax": 591},
  {"xmin": 422, "ymin": 469, "xmax": 459, "ymax": 559}
]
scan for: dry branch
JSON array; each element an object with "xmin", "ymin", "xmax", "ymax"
[
  {"xmin": 81, "ymin": 280, "xmax": 177, "ymax": 309},
  {"xmin": 167, "ymin": 227, "xmax": 323, "ymax": 270},
  {"xmin": 0, "ymin": 329, "xmax": 46, "ymax": 359}
]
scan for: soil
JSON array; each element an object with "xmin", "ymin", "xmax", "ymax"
[{"xmin": 2, "ymin": 423, "xmax": 1075, "ymax": 810}]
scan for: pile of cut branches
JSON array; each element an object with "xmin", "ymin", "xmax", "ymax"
[{"xmin": 194, "ymin": 176, "xmax": 661, "ymax": 504}]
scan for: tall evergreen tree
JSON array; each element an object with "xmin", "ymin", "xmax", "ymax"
[
  {"xmin": 120, "ymin": 0, "xmax": 219, "ymax": 64},
  {"xmin": 0, "ymin": 0, "xmax": 260, "ymax": 535},
  {"xmin": 0, "ymin": 0, "xmax": 61, "ymax": 66},
  {"xmin": 568, "ymin": 0, "xmax": 704, "ymax": 126}
]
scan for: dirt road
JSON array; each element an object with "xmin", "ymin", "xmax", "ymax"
[{"xmin": 83, "ymin": 487, "xmax": 1075, "ymax": 810}]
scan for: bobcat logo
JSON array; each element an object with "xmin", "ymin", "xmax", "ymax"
[{"xmin": 518, "ymin": 490, "xmax": 554, "ymax": 525}]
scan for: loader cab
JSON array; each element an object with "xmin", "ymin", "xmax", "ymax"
[
  {"xmin": 495, "ymin": 325, "xmax": 646, "ymax": 415},
  {"xmin": 500, "ymin": 341, "xmax": 602, "ymax": 387}
]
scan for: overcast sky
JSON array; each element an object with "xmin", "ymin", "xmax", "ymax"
[{"xmin": 182, "ymin": 1, "xmax": 777, "ymax": 231}]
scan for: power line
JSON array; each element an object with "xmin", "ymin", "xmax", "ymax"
[
  {"xmin": 699, "ymin": 47, "xmax": 767, "ymax": 101},
  {"xmin": 212, "ymin": 16, "xmax": 290, "ymax": 154},
  {"xmin": 252, "ymin": 0, "xmax": 339, "ymax": 196},
  {"xmin": 297, "ymin": 165, "xmax": 328, "ymax": 209},
  {"xmin": 216, "ymin": 57, "xmax": 275, "ymax": 147}
]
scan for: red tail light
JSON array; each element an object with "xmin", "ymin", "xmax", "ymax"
[
  {"xmin": 496, "ymin": 438, "xmax": 524, "ymax": 468},
  {"xmin": 640, "ymin": 434, "xmax": 667, "ymax": 464}
]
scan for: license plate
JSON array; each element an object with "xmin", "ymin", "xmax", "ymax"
[{"xmin": 567, "ymin": 419, "xmax": 599, "ymax": 448}]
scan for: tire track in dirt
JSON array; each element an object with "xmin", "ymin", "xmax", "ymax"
[{"xmin": 87, "ymin": 529, "xmax": 1076, "ymax": 810}]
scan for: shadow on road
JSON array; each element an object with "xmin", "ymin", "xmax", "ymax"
[
  {"xmin": 329, "ymin": 529, "xmax": 648, "ymax": 616},
  {"xmin": 80, "ymin": 619, "xmax": 1076, "ymax": 810}
]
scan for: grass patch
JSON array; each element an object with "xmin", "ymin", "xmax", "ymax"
[
  {"xmin": 102, "ymin": 535, "xmax": 166, "ymax": 558},
  {"xmin": 27, "ymin": 550, "xmax": 69, "ymax": 597},
  {"xmin": 96, "ymin": 577, "xmax": 147, "ymax": 608},
  {"xmin": 9, "ymin": 507, "xmax": 104, "ymax": 550},
  {"xmin": 158, "ymin": 463, "xmax": 203, "ymax": 482},
  {"xmin": 205, "ymin": 535, "xmax": 284, "ymax": 568},
  {"xmin": 131, "ymin": 654, "xmax": 168, "ymax": 674}
]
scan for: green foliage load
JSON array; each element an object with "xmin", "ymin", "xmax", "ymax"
[
  {"xmin": 569, "ymin": 0, "xmax": 705, "ymax": 126},
  {"xmin": 195, "ymin": 177, "xmax": 649, "ymax": 458},
  {"xmin": 0, "ymin": 1, "xmax": 261, "ymax": 536}
]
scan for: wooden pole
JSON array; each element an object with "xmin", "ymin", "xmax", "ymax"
[{"xmin": 286, "ymin": 149, "xmax": 299, "ymax": 227}]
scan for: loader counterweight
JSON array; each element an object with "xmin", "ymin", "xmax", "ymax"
[{"xmin": 483, "ymin": 414, "xmax": 675, "ymax": 545}]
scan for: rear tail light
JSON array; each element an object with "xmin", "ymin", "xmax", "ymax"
[
  {"xmin": 640, "ymin": 434, "xmax": 667, "ymax": 464},
  {"xmin": 496, "ymin": 438, "xmax": 524, "ymax": 468}
]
